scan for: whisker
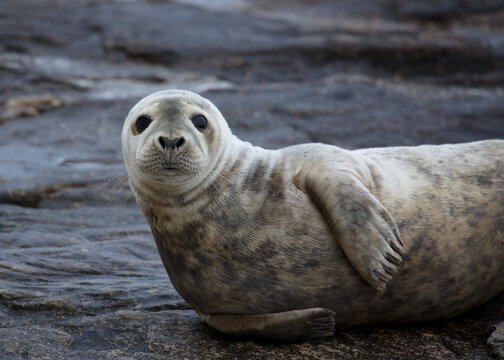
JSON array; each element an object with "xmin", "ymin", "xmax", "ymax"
[
  {"xmin": 95, "ymin": 165, "xmax": 128, "ymax": 192},
  {"xmin": 95, "ymin": 173, "xmax": 128, "ymax": 194},
  {"xmin": 189, "ymin": 81, "xmax": 201, "ymax": 92},
  {"xmin": 121, "ymin": 184, "xmax": 134, "ymax": 208},
  {"xmin": 217, "ymin": 173, "xmax": 232, "ymax": 183},
  {"xmin": 106, "ymin": 178, "xmax": 130, "ymax": 207}
]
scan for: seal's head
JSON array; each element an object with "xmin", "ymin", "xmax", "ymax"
[{"xmin": 122, "ymin": 90, "xmax": 233, "ymax": 197}]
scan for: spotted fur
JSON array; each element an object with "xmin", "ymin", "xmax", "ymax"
[{"xmin": 122, "ymin": 90, "xmax": 504, "ymax": 341}]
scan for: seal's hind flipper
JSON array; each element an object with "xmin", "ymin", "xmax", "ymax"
[
  {"xmin": 200, "ymin": 308, "xmax": 335, "ymax": 341},
  {"xmin": 301, "ymin": 163, "xmax": 404, "ymax": 291}
]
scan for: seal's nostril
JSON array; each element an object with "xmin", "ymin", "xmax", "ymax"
[
  {"xmin": 175, "ymin": 137, "xmax": 185, "ymax": 149},
  {"xmin": 158, "ymin": 136, "xmax": 185, "ymax": 150},
  {"xmin": 158, "ymin": 136, "xmax": 168, "ymax": 149}
]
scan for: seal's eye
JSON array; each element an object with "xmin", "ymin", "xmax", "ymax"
[
  {"xmin": 191, "ymin": 114, "xmax": 208, "ymax": 131},
  {"xmin": 135, "ymin": 115, "xmax": 152, "ymax": 133}
]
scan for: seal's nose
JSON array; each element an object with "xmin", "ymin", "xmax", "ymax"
[{"xmin": 158, "ymin": 136, "xmax": 185, "ymax": 150}]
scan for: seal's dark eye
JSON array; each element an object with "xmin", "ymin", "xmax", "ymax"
[
  {"xmin": 191, "ymin": 114, "xmax": 208, "ymax": 131},
  {"xmin": 135, "ymin": 115, "xmax": 152, "ymax": 133}
]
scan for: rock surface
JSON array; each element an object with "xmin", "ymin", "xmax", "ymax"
[
  {"xmin": 488, "ymin": 322, "xmax": 504, "ymax": 359},
  {"xmin": 1, "ymin": 0, "xmax": 503, "ymax": 358}
]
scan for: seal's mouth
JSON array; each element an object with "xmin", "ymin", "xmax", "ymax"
[
  {"xmin": 160, "ymin": 151, "xmax": 182, "ymax": 171},
  {"xmin": 162, "ymin": 163, "xmax": 180, "ymax": 171},
  {"xmin": 163, "ymin": 166, "xmax": 179, "ymax": 171}
]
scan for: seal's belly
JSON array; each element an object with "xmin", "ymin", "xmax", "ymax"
[{"xmin": 158, "ymin": 186, "xmax": 362, "ymax": 315}]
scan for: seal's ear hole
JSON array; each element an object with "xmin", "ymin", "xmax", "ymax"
[
  {"xmin": 191, "ymin": 114, "xmax": 208, "ymax": 131},
  {"xmin": 134, "ymin": 115, "xmax": 152, "ymax": 134}
]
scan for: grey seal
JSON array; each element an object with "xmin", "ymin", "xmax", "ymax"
[{"xmin": 122, "ymin": 90, "xmax": 504, "ymax": 341}]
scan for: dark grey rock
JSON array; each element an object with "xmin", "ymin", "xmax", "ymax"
[
  {"xmin": 488, "ymin": 322, "xmax": 504, "ymax": 359},
  {"xmin": 395, "ymin": 0, "xmax": 504, "ymax": 21}
]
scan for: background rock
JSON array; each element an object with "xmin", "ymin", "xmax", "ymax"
[
  {"xmin": 0, "ymin": 0, "xmax": 503, "ymax": 358},
  {"xmin": 488, "ymin": 322, "xmax": 504, "ymax": 359}
]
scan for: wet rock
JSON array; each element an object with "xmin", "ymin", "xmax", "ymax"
[
  {"xmin": 395, "ymin": 0, "xmax": 504, "ymax": 21},
  {"xmin": 0, "ymin": 326, "xmax": 74, "ymax": 359},
  {"xmin": 488, "ymin": 322, "xmax": 504, "ymax": 359}
]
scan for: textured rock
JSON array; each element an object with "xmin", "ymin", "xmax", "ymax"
[
  {"xmin": 488, "ymin": 323, "xmax": 504, "ymax": 359},
  {"xmin": 0, "ymin": 0, "xmax": 503, "ymax": 358}
]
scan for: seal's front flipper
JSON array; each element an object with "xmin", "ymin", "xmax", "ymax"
[
  {"xmin": 200, "ymin": 308, "xmax": 335, "ymax": 341},
  {"xmin": 302, "ymin": 164, "xmax": 404, "ymax": 291}
]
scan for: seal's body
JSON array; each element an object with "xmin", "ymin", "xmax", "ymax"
[{"xmin": 123, "ymin": 90, "xmax": 504, "ymax": 341}]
